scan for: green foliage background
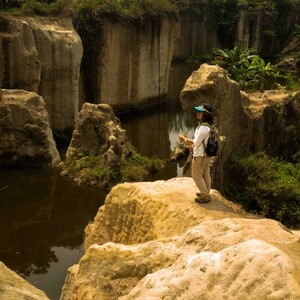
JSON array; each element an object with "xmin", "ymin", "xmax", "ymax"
[
  {"xmin": 212, "ymin": 46, "xmax": 297, "ymax": 90},
  {"xmin": 223, "ymin": 152, "xmax": 300, "ymax": 228}
]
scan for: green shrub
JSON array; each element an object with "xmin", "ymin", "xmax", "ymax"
[
  {"xmin": 294, "ymin": 24, "xmax": 300, "ymax": 37},
  {"xmin": 20, "ymin": 0, "xmax": 75, "ymax": 16},
  {"xmin": 223, "ymin": 152, "xmax": 300, "ymax": 228},
  {"xmin": 121, "ymin": 153, "xmax": 164, "ymax": 182},
  {"xmin": 212, "ymin": 46, "xmax": 287, "ymax": 90},
  {"xmin": 75, "ymin": 0, "xmax": 177, "ymax": 21},
  {"xmin": 64, "ymin": 151, "xmax": 164, "ymax": 190},
  {"xmin": 285, "ymin": 73, "xmax": 300, "ymax": 90}
]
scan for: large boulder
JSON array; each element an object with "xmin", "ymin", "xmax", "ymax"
[
  {"xmin": 180, "ymin": 64, "xmax": 300, "ymax": 188},
  {"xmin": 61, "ymin": 103, "xmax": 133, "ymax": 187},
  {"xmin": 60, "ymin": 177, "xmax": 300, "ymax": 300},
  {"xmin": 65, "ymin": 103, "xmax": 130, "ymax": 159},
  {"xmin": 0, "ymin": 262, "xmax": 49, "ymax": 300},
  {"xmin": 180, "ymin": 64, "xmax": 300, "ymax": 158},
  {"xmin": 180, "ymin": 63, "xmax": 249, "ymax": 157},
  {"xmin": 84, "ymin": 177, "xmax": 242, "ymax": 249},
  {"xmin": 0, "ymin": 89, "xmax": 60, "ymax": 167},
  {"xmin": 0, "ymin": 16, "xmax": 83, "ymax": 133}
]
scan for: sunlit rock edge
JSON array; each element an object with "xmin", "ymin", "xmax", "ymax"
[
  {"xmin": 60, "ymin": 177, "xmax": 300, "ymax": 300},
  {"xmin": 0, "ymin": 262, "xmax": 49, "ymax": 300}
]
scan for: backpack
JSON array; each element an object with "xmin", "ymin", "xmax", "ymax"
[{"xmin": 201, "ymin": 123, "xmax": 221, "ymax": 157}]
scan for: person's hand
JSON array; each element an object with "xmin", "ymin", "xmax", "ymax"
[{"xmin": 178, "ymin": 134, "xmax": 185, "ymax": 142}]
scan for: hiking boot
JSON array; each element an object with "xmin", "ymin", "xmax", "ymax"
[{"xmin": 195, "ymin": 193, "xmax": 211, "ymax": 203}]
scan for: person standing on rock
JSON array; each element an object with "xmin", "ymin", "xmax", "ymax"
[{"xmin": 179, "ymin": 103, "xmax": 214, "ymax": 203}]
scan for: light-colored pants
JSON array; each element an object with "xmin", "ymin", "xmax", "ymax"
[{"xmin": 191, "ymin": 156, "xmax": 211, "ymax": 195}]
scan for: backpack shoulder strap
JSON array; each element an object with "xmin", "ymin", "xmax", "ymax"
[{"xmin": 199, "ymin": 122, "xmax": 211, "ymax": 129}]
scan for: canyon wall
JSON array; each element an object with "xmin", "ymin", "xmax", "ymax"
[
  {"xmin": 173, "ymin": 14, "xmax": 220, "ymax": 59},
  {"xmin": 174, "ymin": 5, "xmax": 300, "ymax": 59},
  {"xmin": 0, "ymin": 6, "xmax": 299, "ymax": 136},
  {"xmin": 0, "ymin": 16, "xmax": 82, "ymax": 133},
  {"xmin": 78, "ymin": 15, "xmax": 180, "ymax": 111},
  {"xmin": 0, "ymin": 15, "xmax": 180, "ymax": 132}
]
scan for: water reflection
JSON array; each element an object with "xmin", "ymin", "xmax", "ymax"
[
  {"xmin": 120, "ymin": 101, "xmax": 194, "ymax": 181},
  {"xmin": 0, "ymin": 168, "xmax": 105, "ymax": 298}
]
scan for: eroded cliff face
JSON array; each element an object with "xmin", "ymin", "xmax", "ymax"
[
  {"xmin": 181, "ymin": 64, "xmax": 300, "ymax": 159},
  {"xmin": 0, "ymin": 16, "xmax": 83, "ymax": 133},
  {"xmin": 0, "ymin": 14, "xmax": 179, "ymax": 131},
  {"xmin": 0, "ymin": 262, "xmax": 49, "ymax": 300},
  {"xmin": 173, "ymin": 14, "xmax": 220, "ymax": 59},
  {"xmin": 180, "ymin": 64, "xmax": 300, "ymax": 188},
  {"xmin": 235, "ymin": 6, "xmax": 299, "ymax": 56},
  {"xmin": 78, "ymin": 16, "xmax": 180, "ymax": 110},
  {"xmin": 60, "ymin": 177, "xmax": 300, "ymax": 300},
  {"xmin": 0, "ymin": 18, "xmax": 41, "ymax": 92},
  {"xmin": 174, "ymin": 5, "xmax": 300, "ymax": 59},
  {"xmin": 245, "ymin": 90, "xmax": 300, "ymax": 157},
  {"xmin": 0, "ymin": 89, "xmax": 60, "ymax": 167}
]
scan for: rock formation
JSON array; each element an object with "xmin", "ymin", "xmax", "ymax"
[
  {"xmin": 77, "ymin": 15, "xmax": 180, "ymax": 111},
  {"xmin": 66, "ymin": 103, "xmax": 130, "ymax": 159},
  {"xmin": 0, "ymin": 16, "xmax": 41, "ymax": 93},
  {"xmin": 174, "ymin": 4, "xmax": 300, "ymax": 59},
  {"xmin": 276, "ymin": 35, "xmax": 300, "ymax": 75},
  {"xmin": 173, "ymin": 14, "xmax": 220, "ymax": 59},
  {"xmin": 0, "ymin": 262, "xmax": 49, "ymax": 300},
  {"xmin": 245, "ymin": 90, "xmax": 300, "ymax": 158},
  {"xmin": 61, "ymin": 103, "xmax": 133, "ymax": 187},
  {"xmin": 0, "ymin": 16, "xmax": 83, "ymax": 133},
  {"xmin": 235, "ymin": 4, "xmax": 300, "ymax": 57},
  {"xmin": 180, "ymin": 64, "xmax": 248, "ymax": 156},
  {"xmin": 84, "ymin": 177, "xmax": 241, "ymax": 249},
  {"xmin": 180, "ymin": 63, "xmax": 300, "ymax": 187},
  {"xmin": 0, "ymin": 89, "xmax": 60, "ymax": 167},
  {"xmin": 60, "ymin": 177, "xmax": 300, "ymax": 300}
]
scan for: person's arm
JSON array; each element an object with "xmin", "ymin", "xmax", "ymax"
[{"xmin": 179, "ymin": 134, "xmax": 193, "ymax": 145}]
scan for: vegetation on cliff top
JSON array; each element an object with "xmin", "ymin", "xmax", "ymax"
[
  {"xmin": 2, "ymin": 0, "xmax": 300, "ymax": 18},
  {"xmin": 212, "ymin": 46, "xmax": 300, "ymax": 90}
]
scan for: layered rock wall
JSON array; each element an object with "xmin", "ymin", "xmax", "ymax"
[
  {"xmin": 173, "ymin": 14, "xmax": 220, "ymax": 59},
  {"xmin": 0, "ymin": 17, "xmax": 83, "ymax": 133},
  {"xmin": 0, "ymin": 18, "xmax": 41, "ymax": 92},
  {"xmin": 174, "ymin": 5, "xmax": 300, "ymax": 58},
  {"xmin": 79, "ymin": 16, "xmax": 180, "ymax": 110}
]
